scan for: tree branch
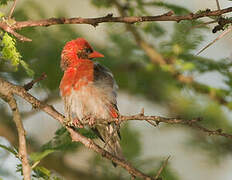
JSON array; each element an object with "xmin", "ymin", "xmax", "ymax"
[
  {"xmin": 79, "ymin": 112, "xmax": 232, "ymax": 140},
  {"xmin": 9, "ymin": 6, "xmax": 232, "ymax": 30},
  {"xmin": 216, "ymin": 0, "xmax": 221, "ymax": 10},
  {"xmin": 0, "ymin": 6, "xmax": 231, "ymax": 42},
  {"xmin": 4, "ymin": 95, "xmax": 31, "ymax": 180},
  {"xmin": 67, "ymin": 127, "xmax": 155, "ymax": 179},
  {"xmin": 0, "ymin": 22, "xmax": 32, "ymax": 41},
  {"xmin": 0, "ymin": 77, "xmax": 156, "ymax": 180},
  {"xmin": 0, "ymin": 117, "xmax": 100, "ymax": 180},
  {"xmin": 1, "ymin": 77, "xmax": 232, "ymax": 178}
]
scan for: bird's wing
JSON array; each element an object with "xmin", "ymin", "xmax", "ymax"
[
  {"xmin": 93, "ymin": 62, "xmax": 118, "ymax": 110},
  {"xmin": 93, "ymin": 63, "xmax": 122, "ymax": 155}
]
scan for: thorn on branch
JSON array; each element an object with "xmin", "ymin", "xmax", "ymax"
[
  {"xmin": 155, "ymin": 121, "xmax": 160, "ymax": 126},
  {"xmin": 11, "ymin": 107, "xmax": 17, "ymax": 111},
  {"xmin": 197, "ymin": 117, "xmax": 203, "ymax": 122},
  {"xmin": 216, "ymin": 0, "xmax": 221, "ymax": 10},
  {"xmin": 205, "ymin": 9, "xmax": 211, "ymax": 13},
  {"xmin": 91, "ymin": 22, "xmax": 99, "ymax": 27},
  {"xmin": 105, "ymin": 13, "xmax": 113, "ymax": 18},
  {"xmin": 140, "ymin": 108, "xmax": 145, "ymax": 116},
  {"xmin": 189, "ymin": 13, "xmax": 194, "ymax": 17},
  {"xmin": 155, "ymin": 156, "xmax": 171, "ymax": 180},
  {"xmin": 146, "ymin": 120, "xmax": 157, "ymax": 127},
  {"xmin": 165, "ymin": 11, "xmax": 174, "ymax": 16},
  {"xmin": 23, "ymin": 73, "xmax": 47, "ymax": 91},
  {"xmin": 130, "ymin": 174, "xmax": 136, "ymax": 180}
]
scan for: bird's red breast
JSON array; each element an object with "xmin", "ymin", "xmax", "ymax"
[{"xmin": 60, "ymin": 59, "xmax": 94, "ymax": 96}]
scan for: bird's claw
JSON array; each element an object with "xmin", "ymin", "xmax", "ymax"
[
  {"xmin": 82, "ymin": 116, "xmax": 96, "ymax": 127},
  {"xmin": 88, "ymin": 117, "xmax": 95, "ymax": 127},
  {"xmin": 72, "ymin": 118, "xmax": 84, "ymax": 128},
  {"xmin": 114, "ymin": 117, "xmax": 121, "ymax": 125},
  {"xmin": 64, "ymin": 117, "xmax": 84, "ymax": 128},
  {"xmin": 64, "ymin": 118, "xmax": 72, "ymax": 126}
]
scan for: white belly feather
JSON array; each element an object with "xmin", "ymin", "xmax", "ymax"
[{"xmin": 66, "ymin": 82, "xmax": 113, "ymax": 121}]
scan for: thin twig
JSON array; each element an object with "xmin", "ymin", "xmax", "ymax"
[
  {"xmin": 23, "ymin": 73, "xmax": 47, "ymax": 91},
  {"xmin": 216, "ymin": 0, "xmax": 221, "ymax": 10},
  {"xmin": 7, "ymin": 95, "xmax": 31, "ymax": 180},
  {"xmin": 0, "ymin": 22, "xmax": 32, "ymax": 41},
  {"xmin": 8, "ymin": 0, "xmax": 18, "ymax": 19},
  {"xmin": 197, "ymin": 25, "xmax": 232, "ymax": 55},
  {"xmin": 155, "ymin": 156, "xmax": 171, "ymax": 179}
]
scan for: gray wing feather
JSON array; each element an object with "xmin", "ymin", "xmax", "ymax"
[
  {"xmin": 93, "ymin": 62, "xmax": 118, "ymax": 104},
  {"xmin": 93, "ymin": 62, "xmax": 123, "ymax": 160}
]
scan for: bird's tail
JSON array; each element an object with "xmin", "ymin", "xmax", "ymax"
[{"xmin": 95, "ymin": 123, "xmax": 124, "ymax": 160}]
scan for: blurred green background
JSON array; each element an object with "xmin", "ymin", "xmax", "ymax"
[{"xmin": 0, "ymin": 0, "xmax": 232, "ymax": 179}]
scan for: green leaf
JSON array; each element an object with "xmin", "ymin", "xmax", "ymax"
[
  {"xmin": 32, "ymin": 165, "xmax": 62, "ymax": 180},
  {"xmin": 78, "ymin": 128, "xmax": 98, "ymax": 139},
  {"xmin": 33, "ymin": 166, "xmax": 51, "ymax": 179},
  {"xmin": 0, "ymin": 144, "xmax": 18, "ymax": 156},
  {"xmin": 19, "ymin": 60, "xmax": 34, "ymax": 77},
  {"xmin": 1, "ymin": 32, "xmax": 21, "ymax": 67},
  {"xmin": 30, "ymin": 149, "xmax": 55, "ymax": 163},
  {"xmin": 41, "ymin": 127, "xmax": 80, "ymax": 152}
]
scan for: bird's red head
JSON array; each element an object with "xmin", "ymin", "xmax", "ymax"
[{"xmin": 61, "ymin": 38, "xmax": 104, "ymax": 71}]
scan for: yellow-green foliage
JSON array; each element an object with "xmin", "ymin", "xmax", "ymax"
[
  {"xmin": 0, "ymin": 32, "xmax": 34, "ymax": 76},
  {"xmin": 1, "ymin": 32, "xmax": 21, "ymax": 67}
]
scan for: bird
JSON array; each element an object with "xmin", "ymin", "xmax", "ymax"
[{"xmin": 59, "ymin": 37, "xmax": 123, "ymax": 160}]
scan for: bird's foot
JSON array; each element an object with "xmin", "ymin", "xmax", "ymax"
[
  {"xmin": 82, "ymin": 115, "xmax": 96, "ymax": 127},
  {"xmin": 114, "ymin": 114, "xmax": 122, "ymax": 125},
  {"xmin": 64, "ymin": 117, "xmax": 84, "ymax": 128},
  {"xmin": 88, "ymin": 117, "xmax": 96, "ymax": 127},
  {"xmin": 64, "ymin": 117, "xmax": 72, "ymax": 126},
  {"xmin": 85, "ymin": 116, "xmax": 95, "ymax": 127},
  {"xmin": 72, "ymin": 118, "xmax": 84, "ymax": 128}
]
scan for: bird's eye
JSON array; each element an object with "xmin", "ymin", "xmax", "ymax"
[{"xmin": 85, "ymin": 48, "xmax": 93, "ymax": 54}]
